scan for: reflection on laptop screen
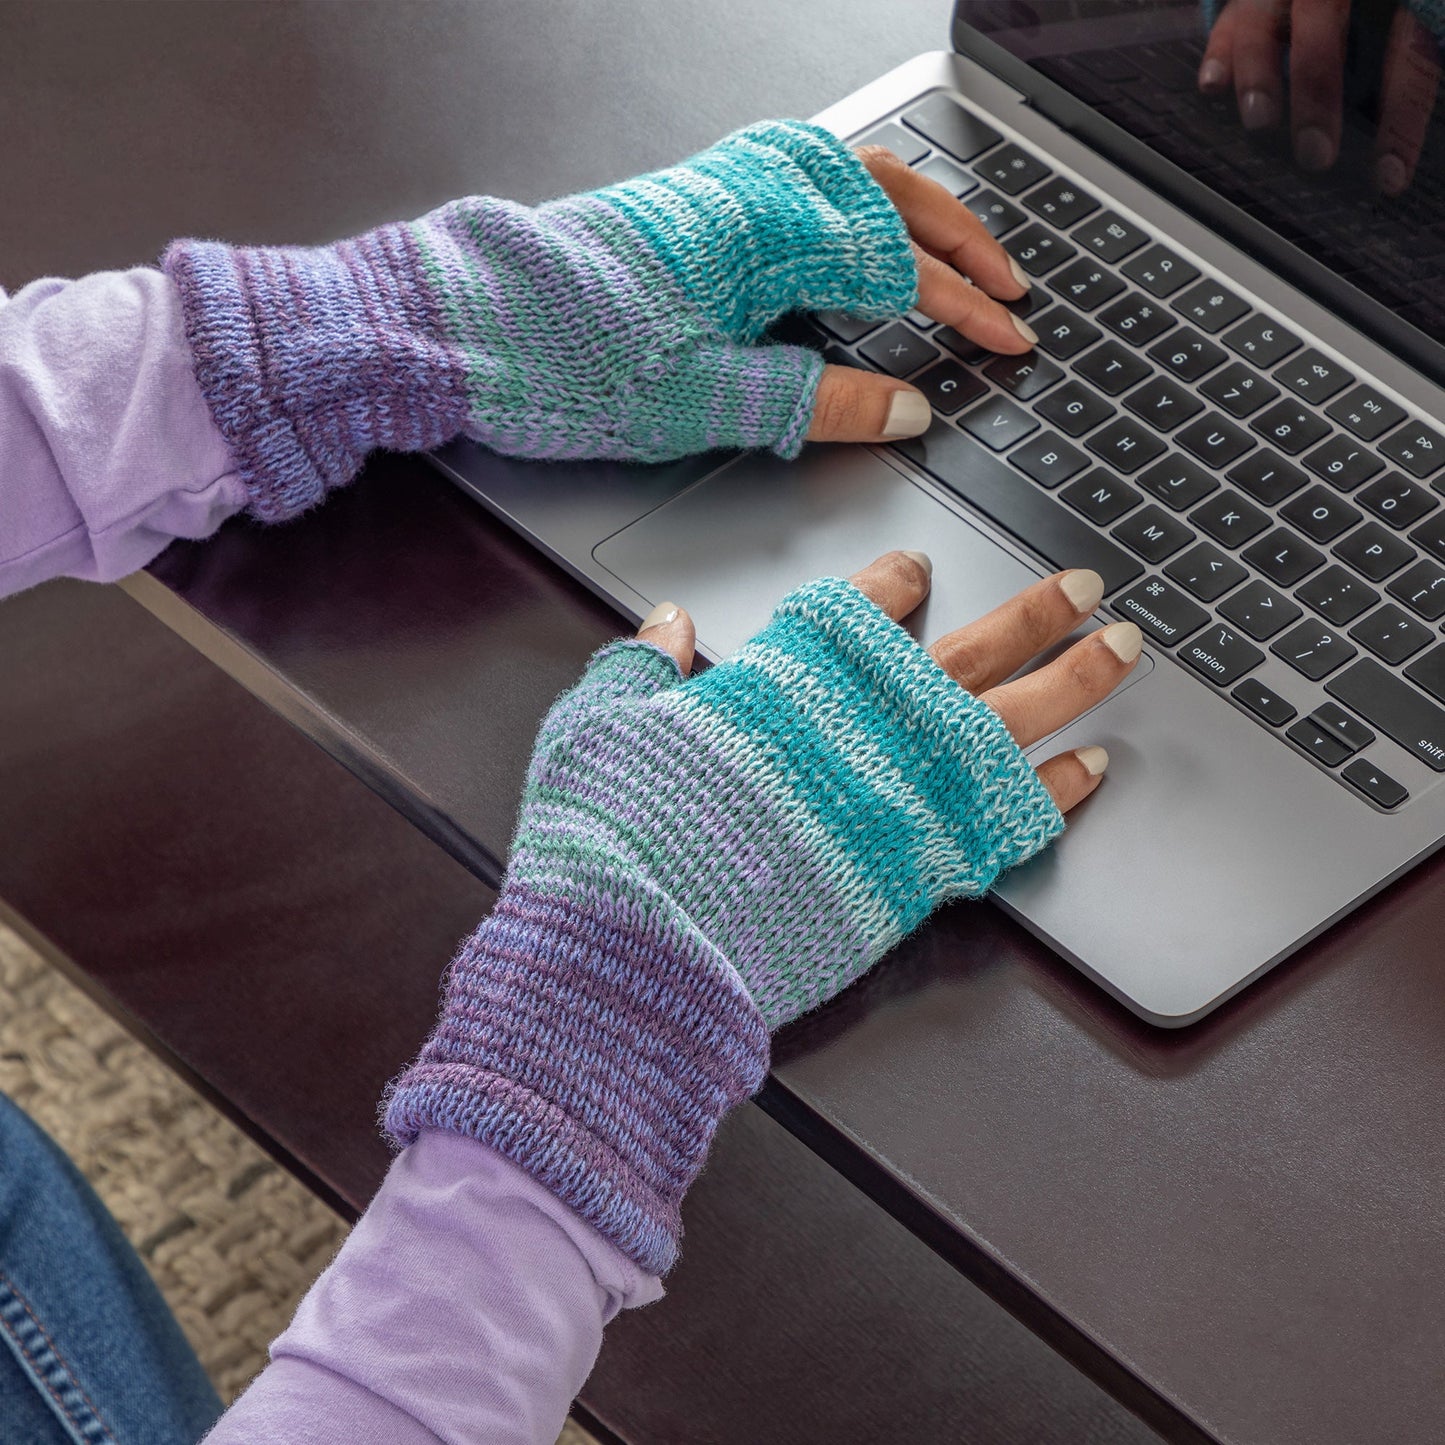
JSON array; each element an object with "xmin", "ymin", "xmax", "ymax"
[{"xmin": 958, "ymin": 0, "xmax": 1445, "ymax": 345}]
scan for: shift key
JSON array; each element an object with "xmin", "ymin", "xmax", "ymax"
[
  {"xmin": 1325, "ymin": 659, "xmax": 1445, "ymax": 771},
  {"xmin": 894, "ymin": 422, "xmax": 1143, "ymax": 594}
]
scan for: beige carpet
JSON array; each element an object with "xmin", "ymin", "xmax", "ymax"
[{"xmin": 0, "ymin": 919, "xmax": 595, "ymax": 1444}]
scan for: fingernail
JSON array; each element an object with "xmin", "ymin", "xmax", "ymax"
[
  {"xmin": 1198, "ymin": 58, "xmax": 1228, "ymax": 92},
  {"xmin": 1295, "ymin": 126, "xmax": 1335, "ymax": 172},
  {"xmin": 882, "ymin": 389, "xmax": 932, "ymax": 439},
  {"xmin": 639, "ymin": 601, "xmax": 680, "ymax": 631},
  {"xmin": 1375, "ymin": 152, "xmax": 1408, "ymax": 197},
  {"xmin": 1060, "ymin": 568, "xmax": 1105, "ymax": 614},
  {"xmin": 901, "ymin": 549, "xmax": 933, "ymax": 579},
  {"xmin": 1010, "ymin": 312, "xmax": 1039, "ymax": 346},
  {"xmin": 1076, "ymin": 744, "xmax": 1110, "ymax": 777},
  {"xmin": 1007, "ymin": 254, "xmax": 1031, "ymax": 291},
  {"xmin": 1239, "ymin": 87, "xmax": 1279, "ymax": 131},
  {"xmin": 1101, "ymin": 621, "xmax": 1143, "ymax": 663}
]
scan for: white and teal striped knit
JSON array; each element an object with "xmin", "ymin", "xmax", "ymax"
[{"xmin": 385, "ymin": 577, "xmax": 1064, "ymax": 1274}]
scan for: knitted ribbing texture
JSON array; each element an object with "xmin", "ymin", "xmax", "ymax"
[
  {"xmin": 162, "ymin": 121, "xmax": 917, "ymax": 522},
  {"xmin": 384, "ymin": 577, "xmax": 1064, "ymax": 1274}
]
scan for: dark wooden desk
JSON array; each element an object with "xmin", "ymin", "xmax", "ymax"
[{"xmin": 4, "ymin": 4, "xmax": 1445, "ymax": 1442}]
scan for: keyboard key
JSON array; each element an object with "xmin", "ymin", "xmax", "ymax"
[
  {"xmin": 1022, "ymin": 176, "xmax": 1099, "ymax": 228},
  {"xmin": 1233, "ymin": 676, "xmax": 1297, "ymax": 726},
  {"xmin": 1005, "ymin": 223, "xmax": 1076, "ymax": 277},
  {"xmin": 1006, "ymin": 284, "xmax": 1054, "ymax": 321},
  {"xmin": 859, "ymin": 323, "xmax": 941, "ymax": 377},
  {"xmin": 1358, "ymin": 472, "xmax": 1437, "ymax": 530},
  {"xmin": 1410, "ymin": 510, "xmax": 1445, "ymax": 564},
  {"xmin": 1242, "ymin": 527, "xmax": 1326, "ymax": 585},
  {"xmin": 896, "ymin": 423, "xmax": 1142, "ymax": 592},
  {"xmin": 934, "ymin": 327, "xmax": 989, "ymax": 364},
  {"xmin": 1032, "ymin": 306, "xmax": 1103, "ymax": 360},
  {"xmin": 1407, "ymin": 642, "xmax": 1445, "ymax": 704},
  {"xmin": 1219, "ymin": 579, "xmax": 1302, "ymax": 639},
  {"xmin": 1171, "ymin": 281, "xmax": 1251, "ymax": 333},
  {"xmin": 1381, "ymin": 422, "xmax": 1445, "ymax": 480},
  {"xmin": 818, "ymin": 312, "xmax": 881, "ymax": 343},
  {"xmin": 915, "ymin": 154, "xmax": 979, "ymax": 197},
  {"xmin": 1037, "ymin": 381, "xmax": 1116, "ymax": 437},
  {"xmin": 1332, "ymin": 522, "xmax": 1415, "ymax": 581},
  {"xmin": 1060, "ymin": 467, "xmax": 1141, "ymax": 523},
  {"xmin": 1073, "ymin": 210, "xmax": 1149, "ymax": 263},
  {"xmin": 1221, "ymin": 314, "xmax": 1300, "ymax": 367},
  {"xmin": 965, "ymin": 189, "xmax": 1027, "ymax": 238},
  {"xmin": 901, "ymin": 93, "xmax": 1002, "ymax": 161},
  {"xmin": 1349, "ymin": 604, "xmax": 1433, "ymax": 664},
  {"xmin": 960, "ymin": 395, "xmax": 1038, "ymax": 450},
  {"xmin": 1098, "ymin": 292, "xmax": 1176, "ymax": 345},
  {"xmin": 1276, "ymin": 348, "xmax": 1354, "ymax": 405},
  {"xmin": 1326, "ymin": 383, "xmax": 1407, "ymax": 442},
  {"xmin": 1387, "ymin": 559, "xmax": 1445, "ymax": 620},
  {"xmin": 1073, "ymin": 340, "xmax": 1152, "ymax": 396},
  {"xmin": 1010, "ymin": 431, "xmax": 1089, "ymax": 488},
  {"xmin": 1048, "ymin": 258, "xmax": 1125, "ymax": 311},
  {"xmin": 1123, "ymin": 375, "xmax": 1203, "ymax": 433},
  {"xmin": 1285, "ymin": 718, "xmax": 1352, "ymax": 768},
  {"xmin": 1228, "ymin": 449, "xmax": 1308, "ymax": 505},
  {"xmin": 1121, "ymin": 243, "xmax": 1198, "ymax": 298},
  {"xmin": 1191, "ymin": 489, "xmax": 1270, "ymax": 547},
  {"xmin": 1328, "ymin": 658, "xmax": 1445, "ymax": 770},
  {"xmin": 975, "ymin": 143, "xmax": 1051, "ymax": 195},
  {"xmin": 1149, "ymin": 327, "xmax": 1227, "ymax": 382},
  {"xmin": 1179, "ymin": 623, "xmax": 1264, "ymax": 686},
  {"xmin": 1087, "ymin": 416, "xmax": 1166, "ymax": 473},
  {"xmin": 1309, "ymin": 702, "xmax": 1374, "ymax": 754},
  {"xmin": 985, "ymin": 351, "xmax": 1064, "ymax": 400},
  {"xmin": 1177, "ymin": 414, "xmax": 1255, "ymax": 469},
  {"xmin": 1303, "ymin": 434, "xmax": 1384, "ymax": 492},
  {"xmin": 1112, "ymin": 505, "xmax": 1193, "ymax": 562},
  {"xmin": 1251, "ymin": 400, "xmax": 1331, "ymax": 455},
  {"xmin": 1340, "ymin": 756, "xmax": 1408, "ymax": 808},
  {"xmin": 1272, "ymin": 620, "xmax": 1357, "ymax": 680},
  {"xmin": 1295, "ymin": 566, "xmax": 1379, "ymax": 625},
  {"xmin": 1112, "ymin": 575, "xmax": 1209, "ymax": 644},
  {"xmin": 857, "ymin": 121, "xmax": 930, "ymax": 165},
  {"xmin": 1137, "ymin": 454, "xmax": 1217, "ymax": 510},
  {"xmin": 913, "ymin": 358, "xmax": 987, "ymax": 415},
  {"xmin": 1280, "ymin": 485, "xmax": 1361, "ymax": 543},
  {"xmin": 1164, "ymin": 541, "xmax": 1247, "ymax": 601},
  {"xmin": 1199, "ymin": 362, "xmax": 1279, "ymax": 418}
]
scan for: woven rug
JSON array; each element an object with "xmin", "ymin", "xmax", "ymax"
[{"xmin": 0, "ymin": 920, "xmax": 595, "ymax": 1443}]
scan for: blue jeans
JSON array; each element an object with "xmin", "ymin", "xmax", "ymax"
[{"xmin": 0, "ymin": 1093, "xmax": 222, "ymax": 1443}]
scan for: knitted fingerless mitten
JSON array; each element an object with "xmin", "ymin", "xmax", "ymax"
[
  {"xmin": 383, "ymin": 578, "xmax": 1063, "ymax": 1274},
  {"xmin": 162, "ymin": 122, "xmax": 916, "ymax": 522}
]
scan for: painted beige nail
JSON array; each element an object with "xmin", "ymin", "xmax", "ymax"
[
  {"xmin": 639, "ymin": 601, "xmax": 680, "ymax": 631},
  {"xmin": 1197, "ymin": 57, "xmax": 1228, "ymax": 91},
  {"xmin": 1060, "ymin": 568, "xmax": 1104, "ymax": 614},
  {"xmin": 1076, "ymin": 745, "xmax": 1110, "ymax": 777},
  {"xmin": 1239, "ymin": 87, "xmax": 1278, "ymax": 131},
  {"xmin": 882, "ymin": 389, "xmax": 932, "ymax": 439},
  {"xmin": 1376, "ymin": 152, "xmax": 1408, "ymax": 197},
  {"xmin": 1295, "ymin": 126, "xmax": 1335, "ymax": 172},
  {"xmin": 1010, "ymin": 312, "xmax": 1039, "ymax": 346},
  {"xmin": 1101, "ymin": 621, "xmax": 1143, "ymax": 664},
  {"xmin": 1007, "ymin": 254, "xmax": 1031, "ymax": 292},
  {"xmin": 900, "ymin": 549, "xmax": 933, "ymax": 579}
]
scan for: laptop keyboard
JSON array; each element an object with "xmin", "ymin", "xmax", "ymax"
[{"xmin": 800, "ymin": 91, "xmax": 1445, "ymax": 812}]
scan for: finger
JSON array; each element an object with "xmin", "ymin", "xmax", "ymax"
[
  {"xmin": 855, "ymin": 144, "xmax": 1028, "ymax": 301},
  {"xmin": 914, "ymin": 245, "xmax": 1036, "ymax": 355},
  {"xmin": 1374, "ymin": 8, "xmax": 1441, "ymax": 196},
  {"xmin": 982, "ymin": 621, "xmax": 1142, "ymax": 749},
  {"xmin": 1290, "ymin": 0, "xmax": 1351, "ymax": 171},
  {"xmin": 1036, "ymin": 746, "xmax": 1110, "ymax": 814},
  {"xmin": 806, "ymin": 364, "xmax": 932, "ymax": 443},
  {"xmin": 846, "ymin": 549, "xmax": 933, "ymax": 622},
  {"xmin": 928, "ymin": 568, "xmax": 1106, "ymax": 694},
  {"xmin": 1198, "ymin": 0, "xmax": 1239, "ymax": 93},
  {"xmin": 637, "ymin": 601, "xmax": 696, "ymax": 675},
  {"xmin": 1231, "ymin": 0, "xmax": 1289, "ymax": 130}
]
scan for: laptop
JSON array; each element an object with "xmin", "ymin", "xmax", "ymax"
[{"xmin": 430, "ymin": 0, "xmax": 1445, "ymax": 1027}]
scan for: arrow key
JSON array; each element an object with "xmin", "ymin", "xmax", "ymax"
[{"xmin": 1232, "ymin": 677, "xmax": 1297, "ymax": 726}]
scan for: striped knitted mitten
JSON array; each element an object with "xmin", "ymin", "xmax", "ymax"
[
  {"xmin": 383, "ymin": 577, "xmax": 1063, "ymax": 1274},
  {"xmin": 162, "ymin": 121, "xmax": 916, "ymax": 522}
]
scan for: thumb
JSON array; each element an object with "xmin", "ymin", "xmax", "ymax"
[{"xmin": 806, "ymin": 364, "xmax": 932, "ymax": 445}]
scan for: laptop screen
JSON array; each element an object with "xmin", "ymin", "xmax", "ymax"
[{"xmin": 954, "ymin": 0, "xmax": 1445, "ymax": 369}]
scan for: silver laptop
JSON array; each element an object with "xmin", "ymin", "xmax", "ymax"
[{"xmin": 431, "ymin": 0, "xmax": 1445, "ymax": 1026}]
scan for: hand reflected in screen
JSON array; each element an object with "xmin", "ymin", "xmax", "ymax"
[{"xmin": 1198, "ymin": 0, "xmax": 1442, "ymax": 195}]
